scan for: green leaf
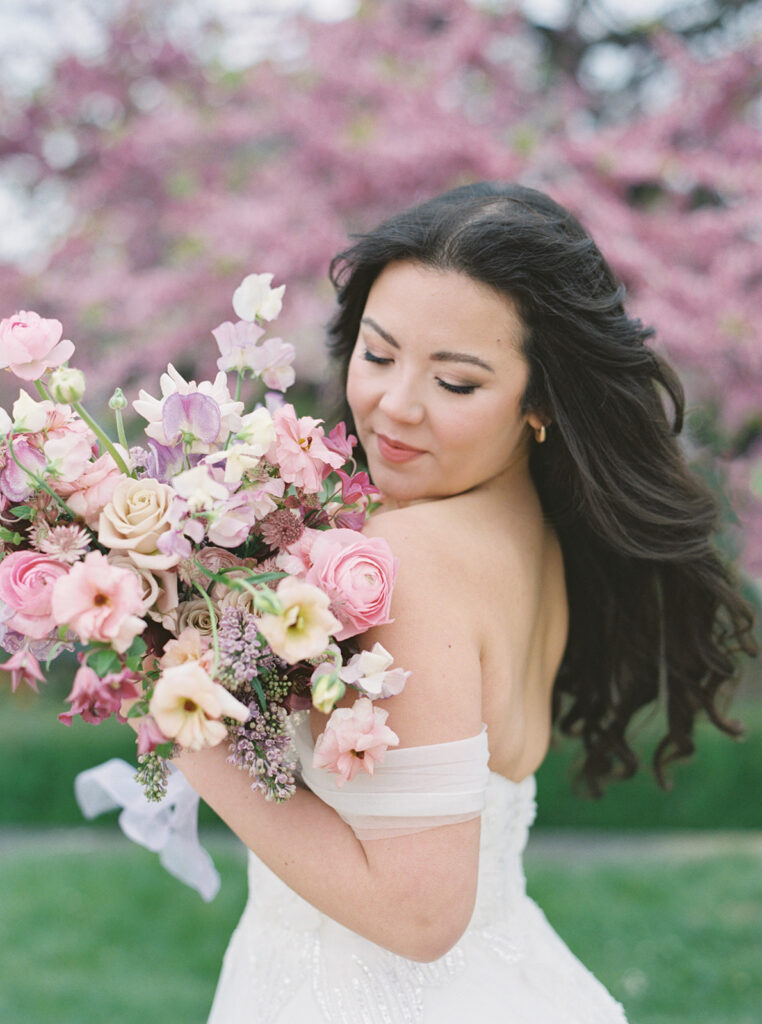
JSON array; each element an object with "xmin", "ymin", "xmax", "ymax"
[
  {"xmin": 88, "ymin": 647, "xmax": 121, "ymax": 677},
  {"xmin": 126, "ymin": 701, "xmax": 150, "ymax": 719},
  {"xmin": 9, "ymin": 505, "xmax": 34, "ymax": 521},
  {"xmin": 154, "ymin": 742, "xmax": 175, "ymax": 759},
  {"xmin": 0, "ymin": 527, "xmax": 23, "ymax": 545}
]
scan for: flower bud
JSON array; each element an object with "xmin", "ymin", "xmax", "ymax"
[
  {"xmin": 108, "ymin": 387, "xmax": 127, "ymax": 411},
  {"xmin": 48, "ymin": 366, "xmax": 86, "ymax": 404},
  {"xmin": 311, "ymin": 667, "xmax": 345, "ymax": 714},
  {"xmin": 252, "ymin": 586, "xmax": 283, "ymax": 616}
]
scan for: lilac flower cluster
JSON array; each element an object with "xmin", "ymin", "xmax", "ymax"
[
  {"xmin": 227, "ymin": 701, "xmax": 296, "ymax": 802},
  {"xmin": 216, "ymin": 606, "xmax": 290, "ymax": 701},
  {"xmin": 216, "ymin": 607, "xmax": 266, "ymax": 691}
]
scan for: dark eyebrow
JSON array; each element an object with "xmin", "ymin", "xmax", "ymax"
[{"xmin": 361, "ymin": 317, "xmax": 495, "ymax": 374}]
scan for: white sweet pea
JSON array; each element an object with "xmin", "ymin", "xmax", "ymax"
[
  {"xmin": 12, "ymin": 390, "xmax": 49, "ymax": 433},
  {"xmin": 339, "ymin": 642, "xmax": 411, "ymax": 699},
  {"xmin": 232, "ymin": 273, "xmax": 286, "ymax": 323},
  {"xmin": 0, "ymin": 407, "xmax": 12, "ymax": 436},
  {"xmin": 172, "ymin": 465, "xmax": 229, "ymax": 512},
  {"xmin": 204, "ymin": 443, "xmax": 265, "ymax": 484},
  {"xmin": 235, "ymin": 406, "xmax": 276, "ymax": 454}
]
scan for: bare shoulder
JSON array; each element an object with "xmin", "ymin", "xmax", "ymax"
[
  {"xmin": 361, "ymin": 496, "xmax": 481, "ymax": 576},
  {"xmin": 352, "ymin": 499, "xmax": 484, "ymax": 746}
]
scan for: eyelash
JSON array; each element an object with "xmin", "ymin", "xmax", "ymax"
[{"xmin": 361, "ymin": 349, "xmax": 479, "ymax": 395}]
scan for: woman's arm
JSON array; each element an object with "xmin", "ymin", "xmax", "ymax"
[{"xmin": 175, "ymin": 506, "xmax": 484, "ymax": 962}]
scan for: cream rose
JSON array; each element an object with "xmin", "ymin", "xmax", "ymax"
[
  {"xmin": 98, "ymin": 477, "xmax": 179, "ymax": 570},
  {"xmin": 175, "ymin": 597, "xmax": 218, "ymax": 636},
  {"xmin": 107, "ymin": 553, "xmax": 179, "ymax": 625}
]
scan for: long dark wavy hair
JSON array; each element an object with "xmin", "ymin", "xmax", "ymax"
[{"xmin": 327, "ymin": 181, "xmax": 758, "ymax": 796}]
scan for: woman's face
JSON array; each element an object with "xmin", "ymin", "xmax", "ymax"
[{"xmin": 346, "ymin": 260, "xmax": 541, "ymax": 505}]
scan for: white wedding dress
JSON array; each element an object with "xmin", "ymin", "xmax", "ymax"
[{"xmin": 208, "ymin": 715, "xmax": 628, "ymax": 1023}]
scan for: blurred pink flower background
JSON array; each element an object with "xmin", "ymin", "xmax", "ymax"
[{"xmin": 0, "ymin": 0, "xmax": 759, "ymax": 573}]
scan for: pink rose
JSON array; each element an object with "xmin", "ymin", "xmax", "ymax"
[
  {"xmin": 0, "ymin": 550, "xmax": 70, "ymax": 639},
  {"xmin": 51, "ymin": 550, "xmax": 146, "ymax": 652},
  {"xmin": 57, "ymin": 452, "xmax": 123, "ymax": 528},
  {"xmin": 303, "ymin": 529, "xmax": 398, "ymax": 641},
  {"xmin": 313, "ymin": 697, "xmax": 399, "ymax": 786},
  {"xmin": 0, "ymin": 311, "xmax": 75, "ymax": 381}
]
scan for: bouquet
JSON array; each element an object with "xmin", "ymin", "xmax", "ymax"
[{"xmin": 0, "ymin": 273, "xmax": 409, "ymax": 805}]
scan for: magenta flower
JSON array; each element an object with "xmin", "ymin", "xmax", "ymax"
[
  {"xmin": 323, "ymin": 422, "xmax": 357, "ymax": 461},
  {"xmin": 313, "ymin": 697, "xmax": 399, "ymax": 786},
  {"xmin": 2, "ymin": 648, "xmax": 45, "ymax": 693},
  {"xmin": 335, "ymin": 469, "xmax": 379, "ymax": 505},
  {"xmin": 59, "ymin": 663, "xmax": 141, "ymax": 726},
  {"xmin": 0, "ymin": 311, "xmax": 75, "ymax": 381},
  {"xmin": 268, "ymin": 405, "xmax": 344, "ymax": 493},
  {"xmin": 162, "ymin": 392, "xmax": 221, "ymax": 446},
  {"xmin": 51, "ymin": 550, "xmax": 146, "ymax": 652}
]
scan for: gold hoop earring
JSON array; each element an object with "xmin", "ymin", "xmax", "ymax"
[{"xmin": 535, "ymin": 424, "xmax": 547, "ymax": 444}]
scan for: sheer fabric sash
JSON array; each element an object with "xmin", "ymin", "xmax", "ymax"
[{"xmin": 291, "ymin": 716, "xmax": 490, "ymax": 840}]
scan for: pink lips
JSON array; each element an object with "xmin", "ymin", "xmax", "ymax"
[{"xmin": 375, "ymin": 433, "xmax": 426, "ymax": 464}]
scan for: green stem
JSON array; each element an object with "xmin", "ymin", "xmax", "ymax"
[
  {"xmin": 114, "ymin": 408, "xmax": 128, "ymax": 452},
  {"xmin": 235, "ymin": 371, "xmax": 243, "ymax": 403},
  {"xmin": 34, "ymin": 380, "xmax": 49, "ymax": 401},
  {"xmin": 72, "ymin": 401, "xmax": 130, "ymax": 475},
  {"xmin": 194, "ymin": 583, "xmax": 220, "ymax": 677}
]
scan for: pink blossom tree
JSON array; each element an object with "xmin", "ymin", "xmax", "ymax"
[{"xmin": 0, "ymin": 0, "xmax": 759, "ymax": 569}]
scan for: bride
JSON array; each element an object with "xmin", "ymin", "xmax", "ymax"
[{"xmin": 174, "ymin": 182, "xmax": 756, "ymax": 1023}]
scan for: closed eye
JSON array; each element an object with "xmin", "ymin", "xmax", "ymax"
[
  {"xmin": 362, "ymin": 348, "xmax": 393, "ymax": 365},
  {"xmin": 437, "ymin": 379, "xmax": 479, "ymax": 395}
]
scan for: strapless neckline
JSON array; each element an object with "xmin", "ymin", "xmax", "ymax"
[{"xmin": 293, "ymin": 714, "xmax": 535, "ymax": 793}]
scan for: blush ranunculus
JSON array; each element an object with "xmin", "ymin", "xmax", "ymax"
[
  {"xmin": 0, "ymin": 311, "xmax": 75, "ymax": 380},
  {"xmin": 51, "ymin": 550, "xmax": 146, "ymax": 652},
  {"xmin": 0, "ymin": 550, "xmax": 70, "ymax": 639},
  {"xmin": 302, "ymin": 529, "xmax": 398, "ymax": 641},
  {"xmin": 313, "ymin": 697, "xmax": 399, "ymax": 786},
  {"xmin": 58, "ymin": 452, "xmax": 123, "ymax": 529}
]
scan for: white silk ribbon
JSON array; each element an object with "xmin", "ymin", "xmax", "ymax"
[{"xmin": 74, "ymin": 758, "xmax": 220, "ymax": 901}]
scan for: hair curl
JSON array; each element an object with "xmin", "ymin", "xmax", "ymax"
[{"xmin": 327, "ymin": 181, "xmax": 758, "ymax": 795}]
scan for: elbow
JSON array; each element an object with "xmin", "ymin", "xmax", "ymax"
[{"xmin": 392, "ymin": 897, "xmax": 475, "ymax": 963}]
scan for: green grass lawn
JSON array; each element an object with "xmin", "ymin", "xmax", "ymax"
[{"xmin": 0, "ymin": 836, "xmax": 759, "ymax": 1024}]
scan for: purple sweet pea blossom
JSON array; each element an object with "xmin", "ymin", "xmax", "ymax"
[
  {"xmin": 212, "ymin": 319, "xmax": 265, "ymax": 373},
  {"xmin": 0, "ymin": 437, "xmax": 47, "ymax": 501},
  {"xmin": 162, "ymin": 392, "xmax": 221, "ymax": 446}
]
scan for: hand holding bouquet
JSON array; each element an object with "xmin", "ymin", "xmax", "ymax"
[{"xmin": 0, "ymin": 274, "xmax": 409, "ymax": 804}]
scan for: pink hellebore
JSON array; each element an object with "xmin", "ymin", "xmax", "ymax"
[
  {"xmin": 0, "ymin": 311, "xmax": 75, "ymax": 380},
  {"xmin": 51, "ymin": 551, "xmax": 146, "ymax": 652},
  {"xmin": 2, "ymin": 648, "xmax": 45, "ymax": 693},
  {"xmin": 313, "ymin": 697, "xmax": 399, "ymax": 786},
  {"xmin": 59, "ymin": 663, "xmax": 142, "ymax": 726},
  {"xmin": 268, "ymin": 405, "xmax": 344, "ymax": 493},
  {"xmin": 0, "ymin": 550, "xmax": 70, "ymax": 639}
]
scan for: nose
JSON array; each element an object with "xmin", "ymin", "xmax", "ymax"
[{"xmin": 377, "ymin": 374, "xmax": 425, "ymax": 424}]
